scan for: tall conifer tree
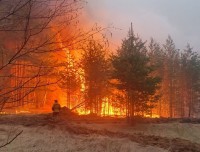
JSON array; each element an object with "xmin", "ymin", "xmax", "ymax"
[{"xmin": 112, "ymin": 24, "xmax": 161, "ymax": 118}]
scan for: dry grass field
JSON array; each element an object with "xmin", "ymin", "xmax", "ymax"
[{"xmin": 0, "ymin": 114, "xmax": 200, "ymax": 152}]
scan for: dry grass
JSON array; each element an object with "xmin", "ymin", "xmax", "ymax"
[
  {"xmin": 1, "ymin": 114, "xmax": 200, "ymax": 152},
  {"xmin": 0, "ymin": 125, "xmax": 166, "ymax": 152},
  {"xmin": 82, "ymin": 122, "xmax": 200, "ymax": 144}
]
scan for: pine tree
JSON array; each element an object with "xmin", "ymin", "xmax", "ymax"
[
  {"xmin": 81, "ymin": 40, "xmax": 109, "ymax": 114},
  {"xmin": 148, "ymin": 38, "xmax": 164, "ymax": 117},
  {"xmin": 162, "ymin": 36, "xmax": 180, "ymax": 118},
  {"xmin": 111, "ymin": 24, "xmax": 161, "ymax": 118},
  {"xmin": 181, "ymin": 44, "xmax": 200, "ymax": 117},
  {"xmin": 59, "ymin": 54, "xmax": 80, "ymax": 109}
]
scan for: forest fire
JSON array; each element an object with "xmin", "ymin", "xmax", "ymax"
[
  {"xmin": 101, "ymin": 98, "xmax": 126, "ymax": 117},
  {"xmin": 144, "ymin": 114, "xmax": 160, "ymax": 118},
  {"xmin": 53, "ymin": 32, "xmax": 121, "ymax": 117},
  {"xmin": 1, "ymin": 0, "xmax": 199, "ymax": 120},
  {"xmin": 76, "ymin": 108, "xmax": 90, "ymax": 115},
  {"xmin": 72, "ymin": 98, "xmax": 126, "ymax": 117},
  {"xmin": 1, "ymin": 1, "xmax": 200, "ymax": 152}
]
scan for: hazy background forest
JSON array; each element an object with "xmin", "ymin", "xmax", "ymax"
[{"xmin": 0, "ymin": 0, "xmax": 199, "ymax": 119}]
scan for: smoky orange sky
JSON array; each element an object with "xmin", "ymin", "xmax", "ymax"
[{"xmin": 83, "ymin": 0, "xmax": 200, "ymax": 52}]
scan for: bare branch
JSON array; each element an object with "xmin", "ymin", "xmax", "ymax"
[{"xmin": 0, "ymin": 130, "xmax": 23, "ymax": 149}]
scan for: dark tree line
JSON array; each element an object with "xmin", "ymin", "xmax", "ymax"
[{"xmin": 69, "ymin": 24, "xmax": 200, "ymax": 119}]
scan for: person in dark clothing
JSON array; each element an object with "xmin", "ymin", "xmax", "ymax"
[{"xmin": 52, "ymin": 100, "xmax": 61, "ymax": 117}]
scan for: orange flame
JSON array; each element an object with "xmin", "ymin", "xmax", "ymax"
[{"xmin": 101, "ymin": 97, "xmax": 126, "ymax": 117}]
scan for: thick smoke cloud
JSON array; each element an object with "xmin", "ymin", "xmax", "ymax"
[{"xmin": 86, "ymin": 0, "xmax": 200, "ymax": 51}]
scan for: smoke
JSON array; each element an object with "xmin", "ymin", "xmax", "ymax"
[{"xmin": 84, "ymin": 0, "xmax": 200, "ymax": 51}]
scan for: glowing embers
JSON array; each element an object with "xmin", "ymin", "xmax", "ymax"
[
  {"xmin": 101, "ymin": 98, "xmax": 126, "ymax": 117},
  {"xmin": 144, "ymin": 114, "xmax": 160, "ymax": 118},
  {"xmin": 75, "ymin": 107, "xmax": 90, "ymax": 115}
]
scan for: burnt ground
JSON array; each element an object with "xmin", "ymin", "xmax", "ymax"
[{"xmin": 0, "ymin": 114, "xmax": 200, "ymax": 152}]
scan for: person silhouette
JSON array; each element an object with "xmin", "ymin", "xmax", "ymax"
[{"xmin": 52, "ymin": 100, "xmax": 61, "ymax": 117}]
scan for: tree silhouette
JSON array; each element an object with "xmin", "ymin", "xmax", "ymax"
[{"xmin": 111, "ymin": 24, "xmax": 161, "ymax": 118}]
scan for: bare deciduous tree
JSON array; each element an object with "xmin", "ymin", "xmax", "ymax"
[{"xmin": 0, "ymin": 0, "xmax": 110, "ymax": 111}]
